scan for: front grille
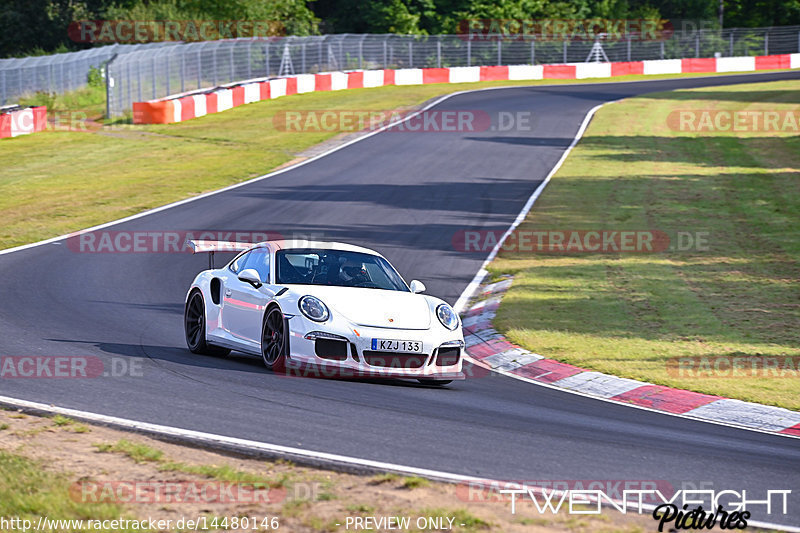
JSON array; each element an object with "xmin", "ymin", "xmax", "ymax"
[
  {"xmin": 435, "ymin": 347, "xmax": 461, "ymax": 366},
  {"xmin": 315, "ymin": 338, "xmax": 348, "ymax": 361},
  {"xmin": 362, "ymin": 351, "xmax": 427, "ymax": 369}
]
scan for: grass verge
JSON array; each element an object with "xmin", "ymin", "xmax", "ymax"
[
  {"xmin": 0, "ymin": 410, "xmax": 661, "ymax": 532},
  {"xmin": 489, "ymin": 80, "xmax": 800, "ymax": 410},
  {"xmin": 1, "ymin": 70, "xmax": 792, "ymax": 250}
]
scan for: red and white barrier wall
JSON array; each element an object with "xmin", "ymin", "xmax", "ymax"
[
  {"xmin": 133, "ymin": 53, "xmax": 800, "ymax": 124},
  {"xmin": 0, "ymin": 106, "xmax": 47, "ymax": 139}
]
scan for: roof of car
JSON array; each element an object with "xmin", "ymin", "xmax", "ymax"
[{"xmin": 259, "ymin": 240, "xmax": 384, "ymax": 258}]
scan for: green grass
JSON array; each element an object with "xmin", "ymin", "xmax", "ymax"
[
  {"xmin": 489, "ymin": 80, "xmax": 800, "ymax": 410},
  {"xmin": 95, "ymin": 438, "xmax": 290, "ymax": 490},
  {"xmin": 19, "ymin": 84, "xmax": 106, "ymax": 119},
  {"xmin": 1, "ymin": 70, "xmax": 790, "ymax": 251},
  {"xmin": 158, "ymin": 461, "xmax": 290, "ymax": 488},
  {"xmin": 0, "ymin": 451, "xmax": 144, "ymax": 532},
  {"xmin": 93, "ymin": 439, "xmax": 163, "ymax": 463},
  {"xmin": 401, "ymin": 476, "xmax": 430, "ymax": 489},
  {"xmin": 51, "ymin": 415, "xmax": 90, "ymax": 433}
]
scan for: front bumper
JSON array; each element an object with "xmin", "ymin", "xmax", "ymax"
[{"xmin": 285, "ymin": 314, "xmax": 465, "ymax": 380}]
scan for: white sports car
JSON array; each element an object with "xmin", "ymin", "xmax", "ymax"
[{"xmin": 184, "ymin": 240, "xmax": 465, "ymax": 385}]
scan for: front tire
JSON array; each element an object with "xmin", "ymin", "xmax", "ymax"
[
  {"xmin": 261, "ymin": 306, "xmax": 287, "ymax": 372},
  {"xmin": 185, "ymin": 290, "xmax": 230, "ymax": 356}
]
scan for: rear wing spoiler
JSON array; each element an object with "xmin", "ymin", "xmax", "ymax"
[{"xmin": 185, "ymin": 240, "xmax": 254, "ymax": 269}]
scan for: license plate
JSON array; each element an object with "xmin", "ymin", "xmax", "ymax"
[{"xmin": 371, "ymin": 338, "xmax": 423, "ymax": 353}]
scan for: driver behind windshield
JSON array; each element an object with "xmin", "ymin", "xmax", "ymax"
[{"xmin": 339, "ymin": 258, "xmax": 369, "ymax": 286}]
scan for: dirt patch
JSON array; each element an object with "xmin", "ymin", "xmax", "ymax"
[{"xmin": 0, "ymin": 409, "xmax": 661, "ymax": 532}]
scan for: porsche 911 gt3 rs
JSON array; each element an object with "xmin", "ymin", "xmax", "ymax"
[{"xmin": 184, "ymin": 240, "xmax": 465, "ymax": 384}]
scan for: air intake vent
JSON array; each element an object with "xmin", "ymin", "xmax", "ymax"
[
  {"xmin": 315, "ymin": 338, "xmax": 348, "ymax": 361},
  {"xmin": 435, "ymin": 347, "xmax": 460, "ymax": 367}
]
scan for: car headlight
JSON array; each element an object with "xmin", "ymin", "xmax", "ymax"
[
  {"xmin": 299, "ymin": 295, "xmax": 330, "ymax": 322},
  {"xmin": 436, "ymin": 303, "xmax": 459, "ymax": 331}
]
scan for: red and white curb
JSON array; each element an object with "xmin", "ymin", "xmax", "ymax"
[
  {"xmin": 0, "ymin": 106, "xmax": 47, "ymax": 139},
  {"xmin": 463, "ymin": 277, "xmax": 800, "ymax": 437},
  {"xmin": 132, "ymin": 53, "xmax": 800, "ymax": 124}
]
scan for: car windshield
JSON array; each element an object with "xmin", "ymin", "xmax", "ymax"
[{"xmin": 276, "ymin": 249, "xmax": 409, "ymax": 291}]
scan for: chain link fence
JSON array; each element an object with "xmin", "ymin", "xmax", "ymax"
[
  {"xmin": 1, "ymin": 26, "xmax": 798, "ymax": 115},
  {"xmin": 107, "ymin": 26, "xmax": 800, "ymax": 116},
  {"xmin": 0, "ymin": 43, "xmax": 173, "ymax": 106}
]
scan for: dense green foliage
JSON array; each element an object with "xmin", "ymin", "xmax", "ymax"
[{"xmin": 2, "ymin": 0, "xmax": 799, "ymax": 57}]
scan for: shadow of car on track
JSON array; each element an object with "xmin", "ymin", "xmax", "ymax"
[{"xmin": 44, "ymin": 338, "xmax": 461, "ymax": 389}]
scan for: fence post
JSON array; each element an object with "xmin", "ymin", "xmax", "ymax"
[
  {"xmin": 660, "ymin": 41, "xmax": 664, "ymax": 59},
  {"xmin": 497, "ymin": 40, "xmax": 501, "ymax": 65},
  {"xmin": 563, "ymin": 40, "xmax": 567, "ymax": 62},
  {"xmin": 627, "ymin": 36, "xmax": 631, "ymax": 61},
  {"xmin": 247, "ymin": 44, "xmax": 252, "ymax": 79},
  {"xmin": 730, "ymin": 32, "xmax": 734, "ymax": 56},
  {"xmin": 1, "ymin": 69, "xmax": 5, "ymax": 106},
  {"xmin": 166, "ymin": 54, "xmax": 170, "ymax": 95},
  {"xmin": 764, "ymin": 31, "xmax": 769, "ymax": 55},
  {"xmin": 408, "ymin": 40, "xmax": 413, "ymax": 67},
  {"xmin": 137, "ymin": 58, "xmax": 142, "ymax": 102},
  {"xmin": 265, "ymin": 42, "xmax": 270, "ymax": 77},
  {"xmin": 151, "ymin": 55, "xmax": 156, "ymax": 99},
  {"xmin": 126, "ymin": 60, "xmax": 131, "ymax": 114},
  {"xmin": 383, "ymin": 40, "xmax": 387, "ymax": 68},
  {"xmin": 180, "ymin": 51, "xmax": 185, "ymax": 93},
  {"xmin": 695, "ymin": 33, "xmax": 700, "ymax": 57},
  {"xmin": 105, "ymin": 58, "xmax": 113, "ymax": 118},
  {"xmin": 530, "ymin": 38, "xmax": 535, "ymax": 64},
  {"xmin": 358, "ymin": 38, "xmax": 363, "ymax": 69},
  {"xmin": 213, "ymin": 47, "xmax": 218, "ymax": 85},
  {"xmin": 467, "ymin": 39, "xmax": 471, "ymax": 66},
  {"xmin": 301, "ymin": 41, "xmax": 306, "ymax": 72},
  {"xmin": 437, "ymin": 39, "xmax": 441, "ymax": 68},
  {"xmin": 229, "ymin": 46, "xmax": 234, "ymax": 82}
]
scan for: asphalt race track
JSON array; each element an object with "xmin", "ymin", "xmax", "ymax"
[{"xmin": 1, "ymin": 72, "xmax": 799, "ymax": 527}]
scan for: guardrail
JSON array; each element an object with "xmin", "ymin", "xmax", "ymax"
[
  {"xmin": 132, "ymin": 53, "xmax": 800, "ymax": 125},
  {"xmin": 109, "ymin": 27, "xmax": 800, "ymax": 116}
]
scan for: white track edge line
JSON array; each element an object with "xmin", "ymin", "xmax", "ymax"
[
  {"xmin": 1, "ymin": 70, "xmax": 796, "ymax": 259},
  {"xmin": 463, "ymin": 353, "xmax": 800, "ymax": 440},
  {"xmin": 0, "ymin": 394, "xmax": 796, "ymax": 532},
  {"xmin": 450, "ymin": 95, "xmax": 800, "ymax": 439},
  {"xmin": 1, "ymin": 72, "xmax": 798, "ymax": 528},
  {"xmin": 453, "ymin": 99, "xmax": 611, "ymax": 312}
]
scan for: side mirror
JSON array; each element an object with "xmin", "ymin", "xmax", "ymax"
[
  {"xmin": 409, "ymin": 280, "xmax": 426, "ymax": 294},
  {"xmin": 238, "ymin": 268, "xmax": 262, "ymax": 288}
]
